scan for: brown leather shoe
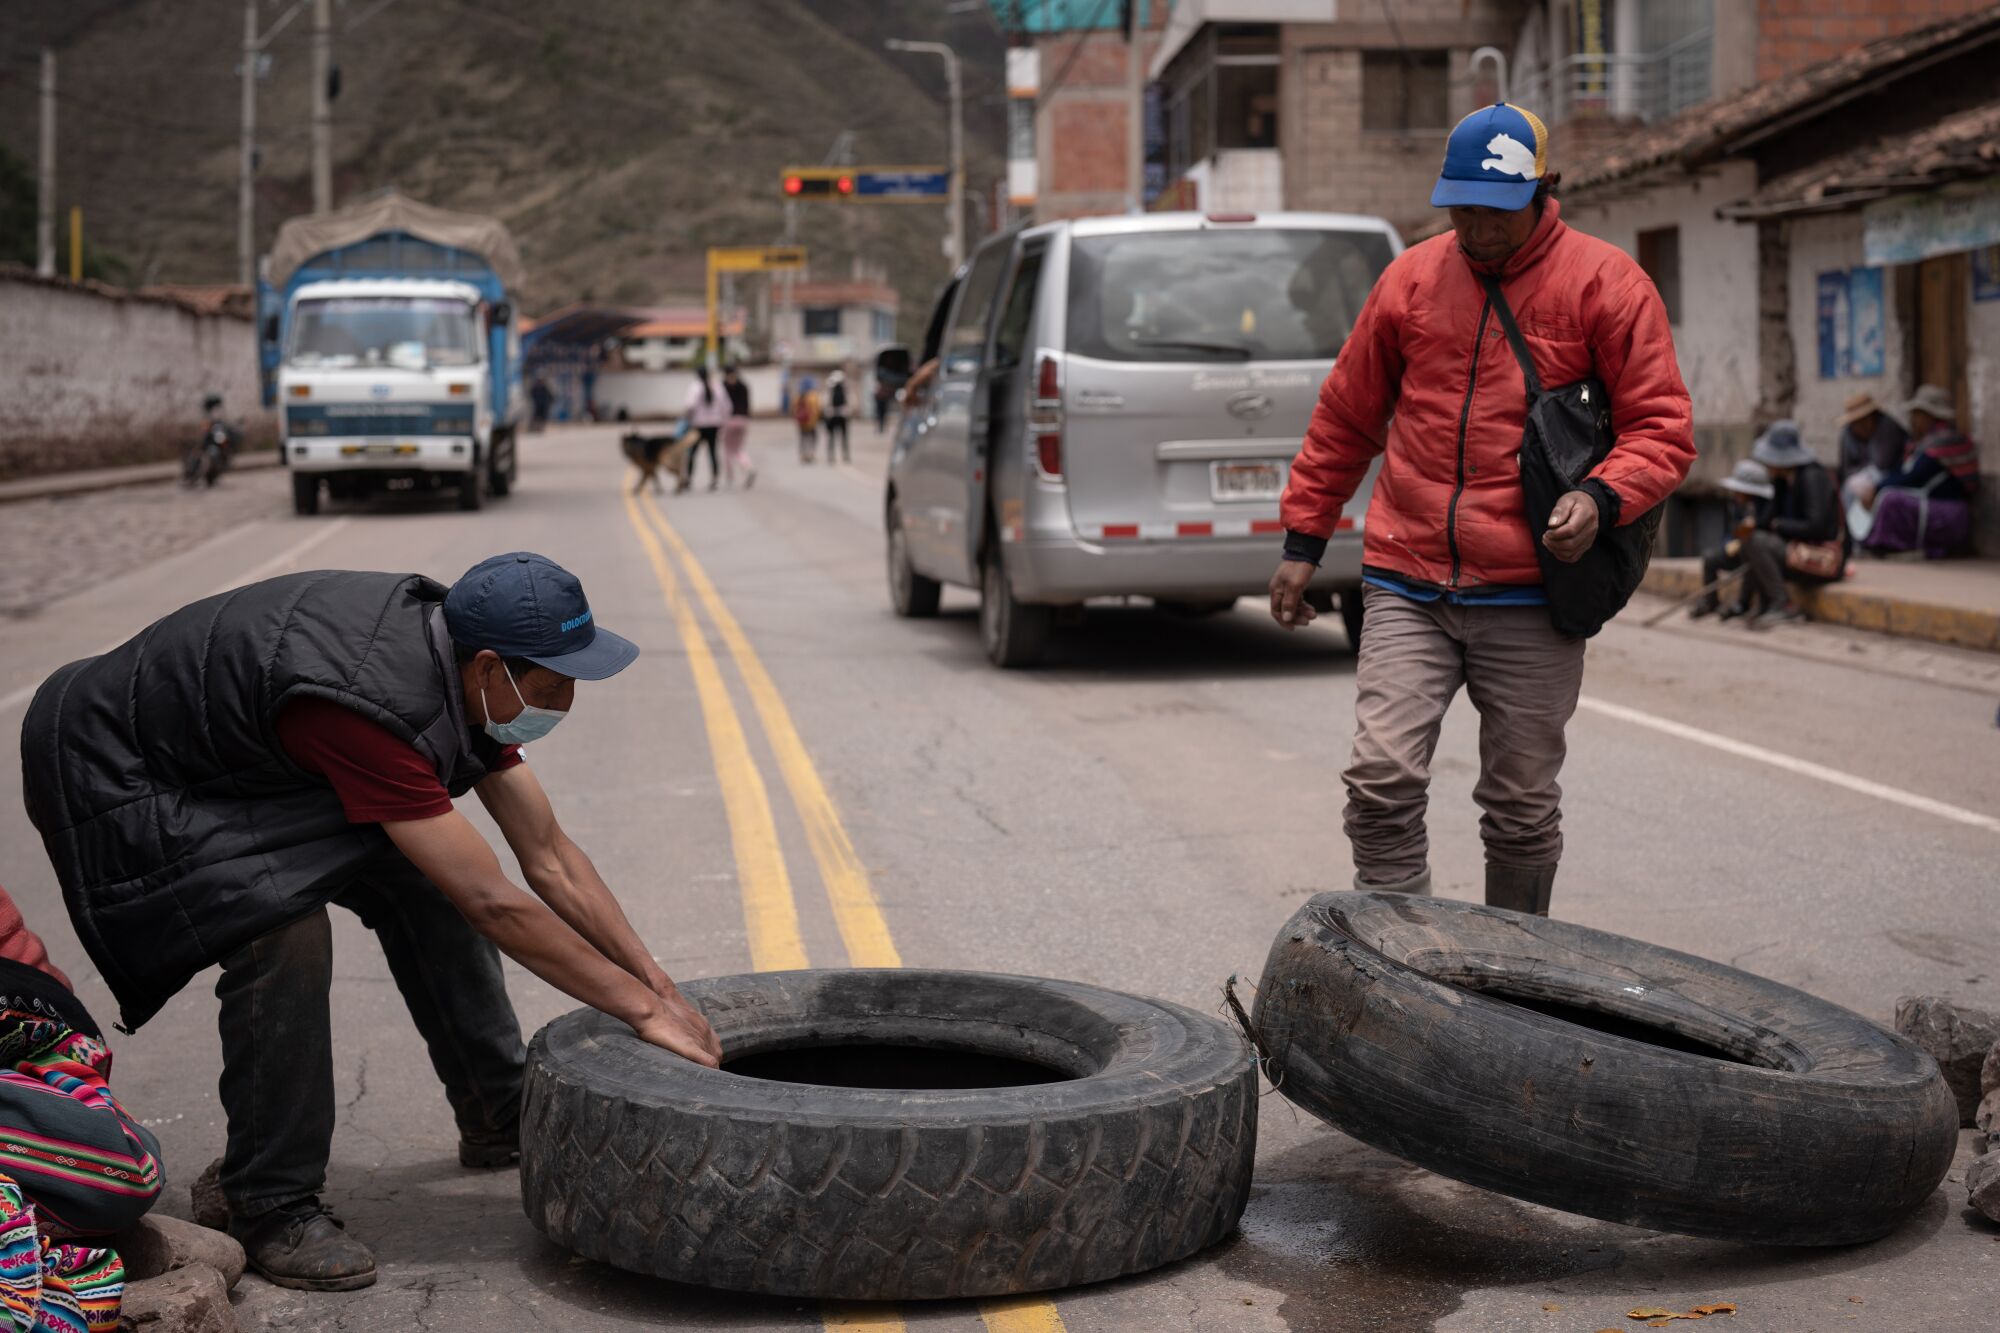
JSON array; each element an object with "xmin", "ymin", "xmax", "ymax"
[{"xmin": 231, "ymin": 1198, "xmax": 376, "ymax": 1292}]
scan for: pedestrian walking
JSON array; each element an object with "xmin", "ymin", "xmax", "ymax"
[
  {"xmin": 1268, "ymin": 102, "xmax": 1695, "ymax": 917},
  {"xmin": 19, "ymin": 554, "xmax": 720, "ymax": 1292},
  {"xmin": 823, "ymin": 371, "xmax": 852, "ymax": 463},
  {"xmin": 794, "ymin": 376, "xmax": 822, "ymax": 463},
  {"xmin": 682, "ymin": 368, "xmax": 729, "ymax": 491},
  {"xmin": 528, "ymin": 376, "xmax": 554, "ymax": 433},
  {"xmin": 873, "ymin": 377, "xmax": 893, "ymax": 434},
  {"xmin": 722, "ymin": 365, "xmax": 757, "ymax": 490}
]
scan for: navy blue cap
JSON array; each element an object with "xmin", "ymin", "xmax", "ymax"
[
  {"xmin": 444, "ymin": 552, "xmax": 639, "ymax": 681},
  {"xmin": 1431, "ymin": 103, "xmax": 1549, "ymax": 210}
]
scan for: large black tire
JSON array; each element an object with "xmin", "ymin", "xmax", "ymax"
[
  {"xmin": 520, "ymin": 969, "xmax": 1256, "ymax": 1300},
  {"xmin": 1252, "ymin": 892, "xmax": 1958, "ymax": 1247},
  {"xmin": 980, "ymin": 543, "xmax": 1050, "ymax": 668},
  {"xmin": 886, "ymin": 496, "xmax": 940, "ymax": 618},
  {"xmin": 291, "ymin": 472, "xmax": 319, "ymax": 516},
  {"xmin": 489, "ymin": 430, "xmax": 514, "ymax": 497},
  {"xmin": 457, "ymin": 461, "xmax": 485, "ymax": 511}
]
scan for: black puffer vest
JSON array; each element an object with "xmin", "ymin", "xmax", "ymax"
[{"xmin": 20, "ymin": 571, "xmax": 500, "ymax": 1031}]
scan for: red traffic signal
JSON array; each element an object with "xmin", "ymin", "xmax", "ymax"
[
  {"xmin": 836, "ymin": 175, "xmax": 854, "ymax": 195},
  {"xmin": 784, "ymin": 174, "xmax": 805, "ymax": 196}
]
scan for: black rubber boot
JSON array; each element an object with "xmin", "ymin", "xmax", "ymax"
[
  {"xmin": 1353, "ymin": 867, "xmax": 1432, "ymax": 896},
  {"xmin": 459, "ymin": 1121, "xmax": 520, "ymax": 1169},
  {"xmin": 1485, "ymin": 862, "xmax": 1556, "ymax": 916},
  {"xmin": 231, "ymin": 1198, "xmax": 377, "ymax": 1292}
]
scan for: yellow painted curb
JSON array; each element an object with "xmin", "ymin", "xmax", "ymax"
[{"xmin": 1640, "ymin": 560, "xmax": 2000, "ymax": 654}]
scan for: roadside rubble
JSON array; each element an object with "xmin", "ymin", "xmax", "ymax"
[
  {"xmin": 110, "ymin": 1214, "xmax": 245, "ymax": 1333},
  {"xmin": 1894, "ymin": 994, "xmax": 2000, "ymax": 1224}
]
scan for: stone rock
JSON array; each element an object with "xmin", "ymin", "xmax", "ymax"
[
  {"xmin": 1894, "ymin": 995, "xmax": 2000, "ymax": 1125},
  {"xmin": 116, "ymin": 1263, "xmax": 238, "ymax": 1333},
  {"xmin": 1983, "ymin": 1039, "xmax": 2000, "ymax": 1100},
  {"xmin": 108, "ymin": 1215, "xmax": 246, "ymax": 1292},
  {"xmin": 1978, "ymin": 1088, "xmax": 2000, "ymax": 1147},
  {"xmin": 187, "ymin": 1158, "xmax": 227, "ymax": 1233},
  {"xmin": 1968, "ymin": 1152, "xmax": 2000, "ymax": 1225}
]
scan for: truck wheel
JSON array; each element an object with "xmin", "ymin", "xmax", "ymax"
[
  {"xmin": 886, "ymin": 498, "xmax": 940, "ymax": 618},
  {"xmin": 457, "ymin": 464, "xmax": 485, "ymax": 511},
  {"xmin": 488, "ymin": 433, "xmax": 513, "ymax": 498},
  {"xmin": 981, "ymin": 542, "xmax": 1050, "ymax": 669},
  {"xmin": 291, "ymin": 473, "xmax": 320, "ymax": 516},
  {"xmin": 1339, "ymin": 588, "xmax": 1364, "ymax": 650},
  {"xmin": 519, "ymin": 969, "xmax": 1256, "ymax": 1300},
  {"xmin": 1253, "ymin": 892, "xmax": 1959, "ymax": 1247}
]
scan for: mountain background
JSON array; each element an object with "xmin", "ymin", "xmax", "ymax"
[{"xmin": 0, "ymin": 0, "xmax": 1010, "ymax": 333}]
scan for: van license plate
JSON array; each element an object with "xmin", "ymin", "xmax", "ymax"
[{"xmin": 1210, "ymin": 459, "xmax": 1286, "ymax": 502}]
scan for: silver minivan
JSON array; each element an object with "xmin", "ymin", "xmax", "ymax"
[{"xmin": 884, "ymin": 212, "xmax": 1400, "ymax": 667}]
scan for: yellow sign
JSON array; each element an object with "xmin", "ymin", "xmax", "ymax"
[
  {"xmin": 705, "ymin": 246, "xmax": 809, "ymax": 364},
  {"xmin": 708, "ymin": 246, "xmax": 807, "ymax": 273}
]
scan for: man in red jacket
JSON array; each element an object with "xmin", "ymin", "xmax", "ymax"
[{"xmin": 1268, "ymin": 103, "xmax": 1694, "ymax": 915}]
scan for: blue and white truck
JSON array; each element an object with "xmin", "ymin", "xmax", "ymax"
[{"xmin": 258, "ymin": 193, "xmax": 526, "ymax": 515}]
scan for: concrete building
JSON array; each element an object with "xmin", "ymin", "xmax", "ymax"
[
  {"xmin": 769, "ymin": 279, "xmax": 901, "ymax": 375},
  {"xmin": 1553, "ymin": 6, "xmax": 2000, "ymax": 554}
]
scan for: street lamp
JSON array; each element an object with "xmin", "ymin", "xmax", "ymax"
[{"xmin": 885, "ymin": 38, "xmax": 963, "ymax": 268}]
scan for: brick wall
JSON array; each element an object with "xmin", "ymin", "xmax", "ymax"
[
  {"xmin": 1035, "ymin": 31, "xmax": 1148, "ymax": 220},
  {"xmin": 1756, "ymin": 0, "xmax": 1993, "ymax": 82}
]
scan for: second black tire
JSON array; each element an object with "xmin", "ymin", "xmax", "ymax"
[
  {"xmin": 1253, "ymin": 892, "xmax": 1957, "ymax": 1246},
  {"xmin": 521, "ymin": 969, "xmax": 1256, "ymax": 1299}
]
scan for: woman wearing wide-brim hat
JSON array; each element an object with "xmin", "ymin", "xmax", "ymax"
[
  {"xmin": 1852, "ymin": 384, "xmax": 1980, "ymax": 558},
  {"xmin": 1718, "ymin": 422, "xmax": 1846, "ymax": 629},
  {"xmin": 1835, "ymin": 390, "xmax": 1907, "ymax": 506},
  {"xmin": 1691, "ymin": 460, "xmax": 1777, "ymax": 621}
]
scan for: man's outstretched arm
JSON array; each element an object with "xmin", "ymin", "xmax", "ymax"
[
  {"xmin": 475, "ymin": 763, "xmax": 720, "ymax": 1061},
  {"xmin": 383, "ymin": 809, "xmax": 720, "ymax": 1066}
]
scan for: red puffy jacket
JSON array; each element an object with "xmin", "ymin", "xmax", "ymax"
[{"xmin": 1282, "ymin": 200, "xmax": 1695, "ymax": 589}]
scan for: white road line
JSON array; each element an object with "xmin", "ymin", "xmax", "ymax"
[
  {"xmin": 0, "ymin": 519, "xmax": 352, "ymax": 715},
  {"xmin": 1577, "ymin": 695, "xmax": 2000, "ymax": 834}
]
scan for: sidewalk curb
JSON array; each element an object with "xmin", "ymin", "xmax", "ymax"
[
  {"xmin": 1642, "ymin": 561, "xmax": 2000, "ymax": 654},
  {"xmin": 0, "ymin": 452, "xmax": 281, "ymax": 506}
]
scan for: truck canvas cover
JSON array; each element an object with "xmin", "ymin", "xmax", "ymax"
[{"xmin": 268, "ymin": 191, "xmax": 526, "ymax": 291}]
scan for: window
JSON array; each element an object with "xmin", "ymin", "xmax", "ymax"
[
  {"xmin": 990, "ymin": 248, "xmax": 1047, "ymax": 370},
  {"xmin": 803, "ymin": 306, "xmax": 841, "ymax": 337},
  {"xmin": 1066, "ymin": 227, "xmax": 1396, "ymax": 365},
  {"xmin": 1361, "ymin": 51, "xmax": 1450, "ymax": 132},
  {"xmin": 942, "ymin": 242, "xmax": 1013, "ymax": 375},
  {"xmin": 1637, "ymin": 226, "xmax": 1682, "ymax": 326},
  {"xmin": 872, "ymin": 310, "xmax": 897, "ymax": 343},
  {"xmin": 1217, "ymin": 62, "xmax": 1278, "ymax": 150},
  {"xmin": 1008, "ymin": 98, "xmax": 1036, "ymax": 162}
]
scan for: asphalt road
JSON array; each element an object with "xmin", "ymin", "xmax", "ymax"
[{"xmin": 1, "ymin": 422, "xmax": 1996, "ymax": 1332}]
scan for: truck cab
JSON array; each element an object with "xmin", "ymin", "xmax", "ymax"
[{"xmin": 260, "ymin": 194, "xmax": 525, "ymax": 516}]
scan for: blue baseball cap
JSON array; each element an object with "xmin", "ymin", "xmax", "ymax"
[
  {"xmin": 1431, "ymin": 103, "xmax": 1550, "ymax": 210},
  {"xmin": 444, "ymin": 552, "xmax": 639, "ymax": 681}
]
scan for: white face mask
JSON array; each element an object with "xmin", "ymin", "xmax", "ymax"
[{"xmin": 482, "ymin": 661, "xmax": 566, "ymax": 746}]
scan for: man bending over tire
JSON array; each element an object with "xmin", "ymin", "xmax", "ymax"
[
  {"xmin": 21, "ymin": 553, "xmax": 721, "ymax": 1293},
  {"xmin": 1268, "ymin": 104, "xmax": 1694, "ymax": 914}
]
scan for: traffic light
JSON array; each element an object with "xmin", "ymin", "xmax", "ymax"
[{"xmin": 781, "ymin": 168, "xmax": 856, "ymax": 200}]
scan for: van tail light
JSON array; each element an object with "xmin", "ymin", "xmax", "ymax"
[{"xmin": 1031, "ymin": 353, "xmax": 1064, "ymax": 480}]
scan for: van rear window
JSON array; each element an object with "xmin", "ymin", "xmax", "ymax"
[{"xmin": 1066, "ymin": 228, "xmax": 1394, "ymax": 363}]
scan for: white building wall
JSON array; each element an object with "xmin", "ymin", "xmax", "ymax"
[
  {"xmin": 1786, "ymin": 211, "xmax": 1910, "ymax": 465},
  {"xmin": 0, "ymin": 275, "xmax": 274, "ymax": 478},
  {"xmin": 1566, "ymin": 161, "xmax": 1761, "ymax": 433}
]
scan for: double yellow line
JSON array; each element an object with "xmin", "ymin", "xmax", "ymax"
[{"xmin": 623, "ymin": 490, "xmax": 1063, "ymax": 1333}]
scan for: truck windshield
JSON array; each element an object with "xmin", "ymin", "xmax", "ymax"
[
  {"xmin": 288, "ymin": 297, "xmax": 480, "ymax": 368},
  {"xmin": 1066, "ymin": 228, "xmax": 1395, "ymax": 364}
]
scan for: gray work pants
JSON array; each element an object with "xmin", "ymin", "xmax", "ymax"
[{"xmin": 1343, "ymin": 584, "xmax": 1587, "ymax": 883}]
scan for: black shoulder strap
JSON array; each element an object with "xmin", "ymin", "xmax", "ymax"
[{"xmin": 1476, "ymin": 273, "xmax": 1541, "ymax": 400}]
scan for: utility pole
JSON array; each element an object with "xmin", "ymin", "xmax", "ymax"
[
  {"xmin": 240, "ymin": 3, "xmax": 258, "ymax": 284},
  {"xmin": 886, "ymin": 39, "xmax": 963, "ymax": 267},
  {"xmin": 1125, "ymin": 3, "xmax": 1145, "ymax": 212},
  {"xmin": 37, "ymin": 49, "xmax": 55, "ymax": 278},
  {"xmin": 311, "ymin": 0, "xmax": 333, "ymax": 212}
]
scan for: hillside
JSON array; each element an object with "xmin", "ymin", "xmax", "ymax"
[{"xmin": 0, "ymin": 0, "xmax": 1008, "ymax": 331}]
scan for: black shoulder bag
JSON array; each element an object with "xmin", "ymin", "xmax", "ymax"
[{"xmin": 1478, "ymin": 274, "xmax": 1663, "ymax": 639}]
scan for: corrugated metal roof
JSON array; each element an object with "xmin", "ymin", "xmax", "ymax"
[{"xmin": 1720, "ymin": 98, "xmax": 2000, "ymax": 219}]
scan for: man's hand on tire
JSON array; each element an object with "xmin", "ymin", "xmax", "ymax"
[
  {"xmin": 1268, "ymin": 560, "xmax": 1318, "ymax": 629},
  {"xmin": 634, "ymin": 1002, "xmax": 723, "ymax": 1067},
  {"xmin": 1542, "ymin": 490, "xmax": 1600, "ymax": 563}
]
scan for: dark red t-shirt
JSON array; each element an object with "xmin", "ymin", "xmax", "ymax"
[
  {"xmin": 275, "ymin": 697, "xmax": 521, "ymax": 823},
  {"xmin": 0, "ymin": 886, "xmax": 70, "ymax": 989}
]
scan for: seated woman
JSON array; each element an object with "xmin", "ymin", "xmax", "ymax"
[
  {"xmin": 1853, "ymin": 385, "xmax": 1979, "ymax": 558},
  {"xmin": 0, "ymin": 886, "xmax": 162, "ymax": 1332},
  {"xmin": 1691, "ymin": 459, "xmax": 1776, "ymax": 621},
  {"xmin": 1714, "ymin": 423, "xmax": 1845, "ymax": 629}
]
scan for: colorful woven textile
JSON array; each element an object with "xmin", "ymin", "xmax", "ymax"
[{"xmin": 0, "ymin": 1176, "xmax": 123, "ymax": 1332}]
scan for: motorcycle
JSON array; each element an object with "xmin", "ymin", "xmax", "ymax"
[{"xmin": 182, "ymin": 418, "xmax": 237, "ymax": 488}]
